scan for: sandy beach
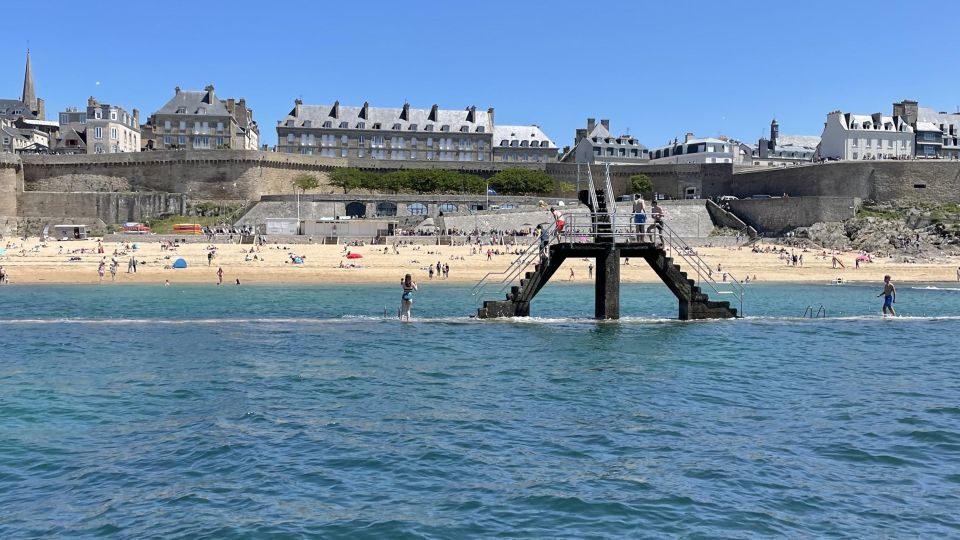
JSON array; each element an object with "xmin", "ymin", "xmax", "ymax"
[{"xmin": 0, "ymin": 236, "xmax": 958, "ymax": 286}]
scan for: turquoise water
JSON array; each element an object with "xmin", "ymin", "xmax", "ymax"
[{"xmin": 1, "ymin": 283, "xmax": 959, "ymax": 538}]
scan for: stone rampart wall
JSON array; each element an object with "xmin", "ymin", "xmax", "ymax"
[
  {"xmin": 713, "ymin": 161, "xmax": 960, "ymax": 203},
  {"xmin": 727, "ymin": 197, "xmax": 859, "ymax": 234},
  {"xmin": 17, "ymin": 192, "xmax": 187, "ymax": 224}
]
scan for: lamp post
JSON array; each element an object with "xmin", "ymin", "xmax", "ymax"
[{"xmin": 296, "ymin": 186, "xmax": 301, "ymax": 235}]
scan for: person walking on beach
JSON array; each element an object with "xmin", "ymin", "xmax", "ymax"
[
  {"xmin": 217, "ymin": 267, "xmax": 224, "ymax": 285},
  {"xmin": 877, "ymin": 275, "xmax": 897, "ymax": 317},
  {"xmin": 400, "ymin": 273, "xmax": 418, "ymax": 322},
  {"xmin": 568, "ymin": 267, "xmax": 575, "ymax": 281},
  {"xmin": 588, "ymin": 263, "xmax": 594, "ymax": 279},
  {"xmin": 0, "ymin": 266, "xmax": 6, "ymax": 284},
  {"xmin": 97, "ymin": 259, "xmax": 106, "ymax": 284},
  {"xmin": 109, "ymin": 260, "xmax": 118, "ymax": 282}
]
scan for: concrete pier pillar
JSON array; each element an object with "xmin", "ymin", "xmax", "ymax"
[{"xmin": 594, "ymin": 246, "xmax": 621, "ymax": 319}]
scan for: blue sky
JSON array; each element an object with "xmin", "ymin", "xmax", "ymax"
[{"xmin": 3, "ymin": 0, "xmax": 958, "ymax": 148}]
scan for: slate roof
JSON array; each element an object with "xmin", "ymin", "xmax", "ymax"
[
  {"xmin": 155, "ymin": 90, "xmax": 229, "ymax": 116},
  {"xmin": 0, "ymin": 98, "xmax": 37, "ymax": 119},
  {"xmin": 493, "ymin": 125, "xmax": 556, "ymax": 148},
  {"xmin": 285, "ymin": 102, "xmax": 492, "ymax": 133}
]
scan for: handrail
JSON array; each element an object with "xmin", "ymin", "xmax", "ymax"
[
  {"xmin": 583, "ymin": 164, "xmax": 600, "ymax": 213},
  {"xmin": 602, "ymin": 163, "xmax": 617, "ymax": 217},
  {"xmin": 471, "ymin": 223, "xmax": 556, "ymax": 303},
  {"xmin": 659, "ymin": 220, "xmax": 744, "ymax": 315}
]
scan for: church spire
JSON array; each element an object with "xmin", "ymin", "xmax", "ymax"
[{"xmin": 22, "ymin": 50, "xmax": 36, "ymax": 114}]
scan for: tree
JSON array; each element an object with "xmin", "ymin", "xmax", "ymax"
[
  {"xmin": 292, "ymin": 173, "xmax": 320, "ymax": 195},
  {"xmin": 489, "ymin": 168, "xmax": 555, "ymax": 195},
  {"xmin": 630, "ymin": 174, "xmax": 654, "ymax": 196},
  {"xmin": 328, "ymin": 168, "xmax": 368, "ymax": 193}
]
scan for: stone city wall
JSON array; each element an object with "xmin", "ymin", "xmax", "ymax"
[
  {"xmin": 726, "ymin": 197, "xmax": 859, "ymax": 234},
  {"xmin": 710, "ymin": 161, "xmax": 960, "ymax": 203},
  {"xmin": 17, "ymin": 192, "xmax": 187, "ymax": 224}
]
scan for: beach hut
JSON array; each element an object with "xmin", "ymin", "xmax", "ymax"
[
  {"xmin": 415, "ymin": 217, "xmax": 436, "ymax": 234},
  {"xmin": 172, "ymin": 258, "xmax": 188, "ymax": 269}
]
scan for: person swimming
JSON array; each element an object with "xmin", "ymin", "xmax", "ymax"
[{"xmin": 400, "ymin": 273, "xmax": 418, "ymax": 321}]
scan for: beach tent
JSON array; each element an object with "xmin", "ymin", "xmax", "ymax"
[
  {"xmin": 346, "ymin": 253, "xmax": 363, "ymax": 259},
  {"xmin": 415, "ymin": 217, "xmax": 436, "ymax": 233},
  {"xmin": 172, "ymin": 258, "xmax": 187, "ymax": 269}
]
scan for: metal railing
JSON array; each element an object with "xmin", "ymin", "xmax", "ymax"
[
  {"xmin": 802, "ymin": 305, "xmax": 826, "ymax": 318},
  {"xmin": 583, "ymin": 164, "xmax": 600, "ymax": 212},
  {"xmin": 471, "ymin": 223, "xmax": 556, "ymax": 304},
  {"xmin": 602, "ymin": 163, "xmax": 617, "ymax": 217},
  {"xmin": 659, "ymin": 221, "xmax": 744, "ymax": 315}
]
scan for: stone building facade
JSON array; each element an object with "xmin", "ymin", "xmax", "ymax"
[
  {"xmin": 276, "ymin": 100, "xmax": 555, "ymax": 163},
  {"xmin": 892, "ymin": 100, "xmax": 960, "ymax": 159},
  {"xmin": 818, "ymin": 111, "xmax": 914, "ymax": 161},
  {"xmin": 559, "ymin": 118, "xmax": 648, "ymax": 164},
  {"xmin": 56, "ymin": 97, "xmax": 141, "ymax": 154},
  {"xmin": 144, "ymin": 85, "xmax": 259, "ymax": 151}
]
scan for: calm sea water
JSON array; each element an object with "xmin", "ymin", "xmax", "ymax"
[{"xmin": 1, "ymin": 282, "xmax": 959, "ymax": 538}]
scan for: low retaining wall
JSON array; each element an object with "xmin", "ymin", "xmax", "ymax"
[
  {"xmin": 18, "ymin": 192, "xmax": 187, "ymax": 224},
  {"xmin": 727, "ymin": 196, "xmax": 859, "ymax": 234}
]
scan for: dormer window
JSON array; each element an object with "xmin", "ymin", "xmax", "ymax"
[
  {"xmin": 408, "ymin": 124, "xmax": 418, "ymax": 131},
  {"xmin": 459, "ymin": 126, "xmax": 469, "ymax": 133},
  {"xmin": 339, "ymin": 121, "xmax": 348, "ymax": 128},
  {"xmin": 303, "ymin": 120, "xmax": 312, "ymax": 128},
  {"xmin": 322, "ymin": 121, "xmax": 332, "ymax": 128},
  {"xmin": 500, "ymin": 139, "xmax": 508, "ymax": 146},
  {"xmin": 476, "ymin": 126, "xmax": 485, "ymax": 133},
  {"xmin": 373, "ymin": 123, "xmax": 381, "ymax": 129},
  {"xmin": 197, "ymin": 107, "xmax": 206, "ymax": 115},
  {"xmin": 531, "ymin": 141, "xmax": 540, "ymax": 148},
  {"xmin": 520, "ymin": 140, "xmax": 529, "ymax": 147},
  {"xmin": 176, "ymin": 107, "xmax": 186, "ymax": 114},
  {"xmin": 392, "ymin": 123, "xmax": 402, "ymax": 130},
  {"xmin": 356, "ymin": 122, "xmax": 365, "ymax": 129},
  {"xmin": 440, "ymin": 125, "xmax": 450, "ymax": 132},
  {"xmin": 425, "ymin": 124, "xmax": 434, "ymax": 132}
]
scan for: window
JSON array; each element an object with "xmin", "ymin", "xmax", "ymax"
[
  {"xmin": 356, "ymin": 122, "xmax": 365, "ymax": 129},
  {"xmin": 408, "ymin": 124, "xmax": 418, "ymax": 131},
  {"xmin": 176, "ymin": 107, "xmax": 186, "ymax": 114},
  {"xmin": 287, "ymin": 133, "xmax": 294, "ymax": 143},
  {"xmin": 322, "ymin": 121, "xmax": 332, "ymax": 128},
  {"xmin": 197, "ymin": 107, "xmax": 205, "ymax": 115},
  {"xmin": 301, "ymin": 134, "xmax": 308, "ymax": 145},
  {"xmin": 217, "ymin": 122, "xmax": 224, "ymax": 133},
  {"xmin": 393, "ymin": 123, "xmax": 402, "ymax": 130},
  {"xmin": 94, "ymin": 127, "xmax": 103, "ymax": 139},
  {"xmin": 94, "ymin": 143, "xmax": 104, "ymax": 153},
  {"xmin": 178, "ymin": 135, "xmax": 186, "ymax": 145},
  {"xmin": 216, "ymin": 137, "xmax": 224, "ymax": 147},
  {"xmin": 339, "ymin": 121, "xmax": 348, "ymax": 128},
  {"xmin": 179, "ymin": 121, "xmax": 186, "ymax": 130},
  {"xmin": 476, "ymin": 126, "xmax": 485, "ymax": 133},
  {"xmin": 80, "ymin": 114, "xmax": 86, "ymax": 124},
  {"xmin": 193, "ymin": 136, "xmax": 209, "ymax": 148},
  {"xmin": 111, "ymin": 128, "xmax": 118, "ymax": 139},
  {"xmin": 425, "ymin": 125, "xmax": 434, "ymax": 132},
  {"xmin": 163, "ymin": 135, "xmax": 172, "ymax": 145},
  {"xmin": 438, "ymin": 203, "xmax": 458, "ymax": 213},
  {"xmin": 110, "ymin": 111, "xmax": 117, "ymax": 120},
  {"xmin": 407, "ymin": 202, "xmax": 428, "ymax": 216},
  {"xmin": 60, "ymin": 114, "xmax": 68, "ymax": 124},
  {"xmin": 427, "ymin": 137, "xmax": 433, "ymax": 147},
  {"xmin": 440, "ymin": 125, "xmax": 450, "ymax": 132}
]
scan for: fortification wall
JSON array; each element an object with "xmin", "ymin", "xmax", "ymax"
[
  {"xmin": 714, "ymin": 161, "xmax": 960, "ymax": 203},
  {"xmin": 545, "ymin": 162, "xmax": 732, "ymax": 199},
  {"xmin": 1, "ymin": 153, "xmax": 22, "ymax": 217},
  {"xmin": 727, "ymin": 197, "xmax": 859, "ymax": 234},
  {"xmin": 17, "ymin": 192, "xmax": 187, "ymax": 224}
]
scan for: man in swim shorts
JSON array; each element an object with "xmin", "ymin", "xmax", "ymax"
[{"xmin": 877, "ymin": 275, "xmax": 896, "ymax": 316}]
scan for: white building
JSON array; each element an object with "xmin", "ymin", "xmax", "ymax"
[
  {"xmin": 647, "ymin": 133, "xmax": 735, "ymax": 164},
  {"xmin": 892, "ymin": 100, "xmax": 960, "ymax": 159},
  {"xmin": 818, "ymin": 111, "xmax": 914, "ymax": 161}
]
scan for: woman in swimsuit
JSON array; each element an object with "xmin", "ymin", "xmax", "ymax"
[{"xmin": 400, "ymin": 273, "xmax": 418, "ymax": 321}]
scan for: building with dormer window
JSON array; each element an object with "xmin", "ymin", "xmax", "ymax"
[
  {"xmin": 818, "ymin": 111, "xmax": 914, "ymax": 161},
  {"xmin": 144, "ymin": 85, "xmax": 258, "ymax": 151},
  {"xmin": 559, "ymin": 118, "xmax": 648, "ymax": 164}
]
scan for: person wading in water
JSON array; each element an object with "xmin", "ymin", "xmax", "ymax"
[{"xmin": 400, "ymin": 273, "xmax": 418, "ymax": 322}]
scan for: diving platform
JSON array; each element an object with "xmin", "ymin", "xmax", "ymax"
[{"xmin": 472, "ymin": 163, "xmax": 742, "ymax": 321}]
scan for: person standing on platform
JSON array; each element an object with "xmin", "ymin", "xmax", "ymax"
[
  {"xmin": 651, "ymin": 200, "xmax": 666, "ymax": 247},
  {"xmin": 633, "ymin": 195, "xmax": 647, "ymax": 242}
]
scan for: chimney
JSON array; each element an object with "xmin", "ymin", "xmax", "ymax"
[
  {"xmin": 87, "ymin": 96, "xmax": 97, "ymax": 107},
  {"xmin": 294, "ymin": 98, "xmax": 302, "ymax": 117},
  {"xmin": 330, "ymin": 100, "xmax": 340, "ymax": 119},
  {"xmin": 175, "ymin": 86, "xmax": 181, "ymax": 94},
  {"xmin": 401, "ymin": 102, "xmax": 410, "ymax": 121},
  {"xmin": 226, "ymin": 98, "xmax": 236, "ymax": 114},
  {"xmin": 429, "ymin": 104, "xmax": 439, "ymax": 122},
  {"xmin": 360, "ymin": 101, "xmax": 369, "ymax": 120},
  {"xmin": 587, "ymin": 118, "xmax": 596, "ymax": 132},
  {"xmin": 204, "ymin": 84, "xmax": 215, "ymax": 104},
  {"xmin": 487, "ymin": 107, "xmax": 495, "ymax": 127},
  {"xmin": 133, "ymin": 108, "xmax": 140, "ymax": 124},
  {"xmin": 466, "ymin": 105, "xmax": 476, "ymax": 123},
  {"xmin": 600, "ymin": 118, "xmax": 610, "ymax": 130},
  {"xmin": 685, "ymin": 132, "xmax": 695, "ymax": 142},
  {"xmin": 36, "ymin": 97, "xmax": 45, "ymax": 120},
  {"xmin": 575, "ymin": 128, "xmax": 587, "ymax": 145}
]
